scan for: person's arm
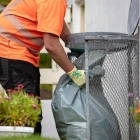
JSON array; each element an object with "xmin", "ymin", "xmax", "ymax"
[
  {"xmin": 60, "ymin": 20, "xmax": 70, "ymax": 42},
  {"xmin": 38, "ymin": 0, "xmax": 85, "ymax": 87},
  {"xmin": 43, "ymin": 33, "xmax": 86, "ymax": 88},
  {"xmin": 43, "ymin": 33, "xmax": 74, "ymax": 73}
]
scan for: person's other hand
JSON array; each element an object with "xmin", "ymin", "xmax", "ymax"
[{"xmin": 67, "ymin": 67, "xmax": 85, "ymax": 88}]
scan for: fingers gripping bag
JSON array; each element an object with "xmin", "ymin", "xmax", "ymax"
[{"xmin": 51, "ymin": 50, "xmax": 122, "ymax": 140}]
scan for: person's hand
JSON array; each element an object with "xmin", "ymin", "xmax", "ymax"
[{"xmin": 67, "ymin": 67, "xmax": 86, "ymax": 88}]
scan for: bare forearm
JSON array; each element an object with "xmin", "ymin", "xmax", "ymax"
[
  {"xmin": 47, "ymin": 45, "xmax": 73, "ymax": 72},
  {"xmin": 43, "ymin": 33, "xmax": 74, "ymax": 72}
]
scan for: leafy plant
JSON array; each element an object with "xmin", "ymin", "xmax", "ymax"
[
  {"xmin": 128, "ymin": 93, "xmax": 140, "ymax": 124},
  {"xmin": 0, "ymin": 84, "xmax": 42, "ymax": 128}
]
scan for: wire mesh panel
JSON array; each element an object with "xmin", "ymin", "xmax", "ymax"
[{"xmin": 65, "ymin": 32, "xmax": 139, "ymax": 140}]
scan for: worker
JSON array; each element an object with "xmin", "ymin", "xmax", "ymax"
[{"xmin": 0, "ymin": 0, "xmax": 85, "ymax": 135}]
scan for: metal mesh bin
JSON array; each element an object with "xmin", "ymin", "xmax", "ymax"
[{"xmin": 65, "ymin": 32, "xmax": 139, "ymax": 140}]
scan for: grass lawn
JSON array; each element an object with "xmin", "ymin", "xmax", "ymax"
[{"xmin": 0, "ymin": 135, "xmax": 58, "ymax": 140}]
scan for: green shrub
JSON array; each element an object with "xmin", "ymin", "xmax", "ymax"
[{"xmin": 0, "ymin": 84, "xmax": 42, "ymax": 127}]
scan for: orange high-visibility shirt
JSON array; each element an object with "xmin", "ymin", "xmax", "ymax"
[{"xmin": 0, "ymin": 0, "xmax": 66, "ymax": 67}]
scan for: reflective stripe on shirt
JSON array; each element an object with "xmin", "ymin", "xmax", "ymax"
[
  {"xmin": 0, "ymin": 26, "xmax": 40, "ymax": 55},
  {"xmin": 0, "ymin": 0, "xmax": 43, "ymax": 55}
]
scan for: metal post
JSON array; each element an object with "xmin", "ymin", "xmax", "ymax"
[{"xmin": 85, "ymin": 38, "xmax": 90, "ymax": 140}]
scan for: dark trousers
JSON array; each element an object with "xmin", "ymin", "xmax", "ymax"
[{"xmin": 0, "ymin": 57, "xmax": 42, "ymax": 134}]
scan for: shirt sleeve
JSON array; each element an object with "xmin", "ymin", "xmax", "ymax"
[{"xmin": 36, "ymin": 0, "xmax": 66, "ymax": 37}]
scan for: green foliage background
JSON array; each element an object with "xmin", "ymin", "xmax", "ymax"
[
  {"xmin": 0, "ymin": 0, "xmax": 11, "ymax": 5},
  {"xmin": 40, "ymin": 84, "xmax": 52, "ymax": 92},
  {"xmin": 39, "ymin": 54, "xmax": 52, "ymax": 92},
  {"xmin": 39, "ymin": 53, "xmax": 51, "ymax": 68}
]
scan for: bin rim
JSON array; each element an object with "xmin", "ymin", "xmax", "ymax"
[
  {"xmin": 65, "ymin": 32, "xmax": 138, "ymax": 52},
  {"xmin": 66, "ymin": 32, "xmax": 138, "ymax": 45}
]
